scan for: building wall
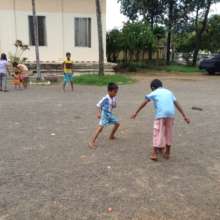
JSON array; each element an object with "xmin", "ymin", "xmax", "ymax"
[{"xmin": 0, "ymin": 0, "xmax": 106, "ymax": 62}]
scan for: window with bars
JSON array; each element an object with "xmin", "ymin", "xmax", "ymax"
[
  {"xmin": 28, "ymin": 16, "xmax": 47, "ymax": 46},
  {"xmin": 75, "ymin": 17, "xmax": 91, "ymax": 48}
]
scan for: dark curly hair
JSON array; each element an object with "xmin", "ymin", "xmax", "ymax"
[
  {"xmin": 0, "ymin": 53, "xmax": 7, "ymax": 61},
  {"xmin": 150, "ymin": 79, "xmax": 163, "ymax": 91}
]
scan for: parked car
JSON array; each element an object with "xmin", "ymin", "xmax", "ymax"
[{"xmin": 199, "ymin": 54, "xmax": 220, "ymax": 75}]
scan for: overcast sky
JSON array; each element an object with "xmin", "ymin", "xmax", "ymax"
[{"xmin": 106, "ymin": 0, "xmax": 220, "ymax": 31}]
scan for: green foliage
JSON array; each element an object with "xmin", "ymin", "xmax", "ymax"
[
  {"xmin": 201, "ymin": 15, "xmax": 220, "ymax": 53},
  {"xmin": 118, "ymin": 0, "xmax": 218, "ymax": 65},
  {"xmin": 118, "ymin": 0, "xmax": 165, "ymax": 25},
  {"xmin": 74, "ymin": 74, "xmax": 135, "ymax": 86},
  {"xmin": 163, "ymin": 64, "xmax": 201, "ymax": 73},
  {"xmin": 114, "ymin": 61, "xmax": 165, "ymax": 72},
  {"xmin": 122, "ymin": 21, "xmax": 155, "ymax": 53},
  {"xmin": 107, "ymin": 29, "xmax": 123, "ymax": 62},
  {"xmin": 114, "ymin": 62, "xmax": 201, "ymax": 74},
  {"xmin": 9, "ymin": 40, "xmax": 29, "ymax": 64},
  {"xmin": 153, "ymin": 26, "xmax": 166, "ymax": 40},
  {"xmin": 176, "ymin": 15, "xmax": 220, "ymax": 54},
  {"xmin": 107, "ymin": 21, "xmax": 158, "ymax": 63}
]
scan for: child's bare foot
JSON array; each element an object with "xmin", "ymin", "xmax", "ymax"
[
  {"xmin": 150, "ymin": 154, "xmax": 158, "ymax": 161},
  {"xmin": 109, "ymin": 136, "xmax": 116, "ymax": 140},
  {"xmin": 164, "ymin": 145, "xmax": 171, "ymax": 159},
  {"xmin": 163, "ymin": 153, "xmax": 170, "ymax": 160},
  {"xmin": 88, "ymin": 142, "xmax": 97, "ymax": 149},
  {"xmin": 150, "ymin": 148, "xmax": 158, "ymax": 161}
]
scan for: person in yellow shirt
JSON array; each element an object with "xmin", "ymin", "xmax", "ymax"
[{"xmin": 63, "ymin": 52, "xmax": 74, "ymax": 92}]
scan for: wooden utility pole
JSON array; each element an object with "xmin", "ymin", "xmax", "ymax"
[
  {"xmin": 95, "ymin": 0, "xmax": 104, "ymax": 76},
  {"xmin": 32, "ymin": 0, "xmax": 41, "ymax": 80}
]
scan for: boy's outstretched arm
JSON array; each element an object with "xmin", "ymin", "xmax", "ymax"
[
  {"xmin": 174, "ymin": 100, "xmax": 190, "ymax": 124},
  {"xmin": 131, "ymin": 99, "xmax": 150, "ymax": 119},
  {"xmin": 96, "ymin": 107, "xmax": 101, "ymax": 119}
]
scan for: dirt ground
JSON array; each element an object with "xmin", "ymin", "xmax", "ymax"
[{"xmin": 0, "ymin": 74, "xmax": 220, "ymax": 220}]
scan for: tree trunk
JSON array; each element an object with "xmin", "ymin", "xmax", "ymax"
[
  {"xmin": 166, "ymin": 0, "xmax": 174, "ymax": 65},
  {"xmin": 95, "ymin": 0, "xmax": 104, "ymax": 76},
  {"xmin": 171, "ymin": 32, "xmax": 175, "ymax": 62},
  {"xmin": 124, "ymin": 49, "xmax": 128, "ymax": 63},
  {"xmin": 192, "ymin": 0, "xmax": 212, "ymax": 66},
  {"xmin": 148, "ymin": 17, "xmax": 154, "ymax": 61},
  {"xmin": 31, "ymin": 0, "xmax": 41, "ymax": 80}
]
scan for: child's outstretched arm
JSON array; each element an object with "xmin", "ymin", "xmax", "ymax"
[
  {"xmin": 96, "ymin": 107, "xmax": 101, "ymax": 119},
  {"xmin": 174, "ymin": 100, "xmax": 190, "ymax": 124},
  {"xmin": 131, "ymin": 99, "xmax": 150, "ymax": 119}
]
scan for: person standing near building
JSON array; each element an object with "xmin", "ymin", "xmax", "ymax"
[
  {"xmin": 0, "ymin": 53, "xmax": 10, "ymax": 92},
  {"xmin": 13, "ymin": 62, "xmax": 29, "ymax": 89},
  {"xmin": 63, "ymin": 52, "xmax": 74, "ymax": 92}
]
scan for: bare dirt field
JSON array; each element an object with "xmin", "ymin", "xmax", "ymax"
[{"xmin": 0, "ymin": 75, "xmax": 220, "ymax": 220}]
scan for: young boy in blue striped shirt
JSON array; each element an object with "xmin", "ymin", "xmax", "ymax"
[{"xmin": 89, "ymin": 83, "xmax": 120, "ymax": 149}]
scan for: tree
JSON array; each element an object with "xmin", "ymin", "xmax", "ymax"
[
  {"xmin": 201, "ymin": 15, "xmax": 220, "ymax": 53},
  {"xmin": 191, "ymin": 0, "xmax": 213, "ymax": 65},
  {"xmin": 31, "ymin": 0, "xmax": 41, "ymax": 80},
  {"xmin": 106, "ymin": 29, "xmax": 123, "ymax": 62},
  {"xmin": 9, "ymin": 40, "xmax": 30, "ymax": 64},
  {"xmin": 95, "ymin": 0, "xmax": 104, "ymax": 76},
  {"xmin": 176, "ymin": 15, "xmax": 220, "ymax": 54},
  {"xmin": 122, "ymin": 22, "xmax": 155, "ymax": 62},
  {"xmin": 164, "ymin": 0, "xmax": 191, "ymax": 64},
  {"xmin": 118, "ymin": 0, "xmax": 165, "ymax": 60},
  {"xmin": 106, "ymin": 22, "xmax": 156, "ymax": 63},
  {"xmin": 165, "ymin": 0, "xmax": 175, "ymax": 65},
  {"xmin": 153, "ymin": 26, "xmax": 166, "ymax": 61}
]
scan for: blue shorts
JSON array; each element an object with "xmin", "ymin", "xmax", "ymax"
[
  {"xmin": 64, "ymin": 73, "xmax": 73, "ymax": 83},
  {"xmin": 99, "ymin": 111, "xmax": 119, "ymax": 127}
]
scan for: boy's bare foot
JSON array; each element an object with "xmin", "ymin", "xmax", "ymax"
[
  {"xmin": 164, "ymin": 145, "xmax": 171, "ymax": 159},
  {"xmin": 88, "ymin": 142, "xmax": 97, "ymax": 149},
  {"xmin": 163, "ymin": 153, "xmax": 170, "ymax": 160},
  {"xmin": 150, "ymin": 152, "xmax": 158, "ymax": 161},
  {"xmin": 150, "ymin": 154, "xmax": 158, "ymax": 161},
  {"xmin": 109, "ymin": 136, "xmax": 116, "ymax": 140},
  {"xmin": 150, "ymin": 148, "xmax": 158, "ymax": 161}
]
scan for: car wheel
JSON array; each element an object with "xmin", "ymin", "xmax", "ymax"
[{"xmin": 207, "ymin": 69, "xmax": 215, "ymax": 75}]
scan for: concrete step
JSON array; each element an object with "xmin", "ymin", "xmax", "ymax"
[{"xmin": 26, "ymin": 62, "xmax": 116, "ymax": 73}]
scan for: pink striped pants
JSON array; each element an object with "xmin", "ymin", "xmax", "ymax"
[{"xmin": 153, "ymin": 118, "xmax": 174, "ymax": 148}]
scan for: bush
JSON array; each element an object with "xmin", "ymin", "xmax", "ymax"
[
  {"xmin": 163, "ymin": 64, "xmax": 201, "ymax": 73},
  {"xmin": 114, "ymin": 60, "xmax": 166, "ymax": 72}
]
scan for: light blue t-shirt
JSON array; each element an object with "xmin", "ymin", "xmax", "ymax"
[{"xmin": 145, "ymin": 88, "xmax": 176, "ymax": 119}]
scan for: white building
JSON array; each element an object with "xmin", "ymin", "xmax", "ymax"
[{"xmin": 0, "ymin": 0, "xmax": 106, "ymax": 62}]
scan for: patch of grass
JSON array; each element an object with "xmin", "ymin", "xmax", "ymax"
[
  {"xmin": 163, "ymin": 64, "xmax": 201, "ymax": 73},
  {"xmin": 115, "ymin": 61, "xmax": 165, "ymax": 72},
  {"xmin": 74, "ymin": 74, "xmax": 135, "ymax": 86},
  {"xmin": 114, "ymin": 62, "xmax": 202, "ymax": 74}
]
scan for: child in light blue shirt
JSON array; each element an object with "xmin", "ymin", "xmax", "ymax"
[
  {"xmin": 146, "ymin": 87, "xmax": 177, "ymax": 119},
  {"xmin": 131, "ymin": 79, "xmax": 190, "ymax": 161},
  {"xmin": 89, "ymin": 83, "xmax": 120, "ymax": 149}
]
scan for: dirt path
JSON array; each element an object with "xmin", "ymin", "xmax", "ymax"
[{"xmin": 0, "ymin": 75, "xmax": 220, "ymax": 220}]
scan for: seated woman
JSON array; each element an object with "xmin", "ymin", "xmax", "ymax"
[{"xmin": 13, "ymin": 62, "xmax": 29, "ymax": 89}]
